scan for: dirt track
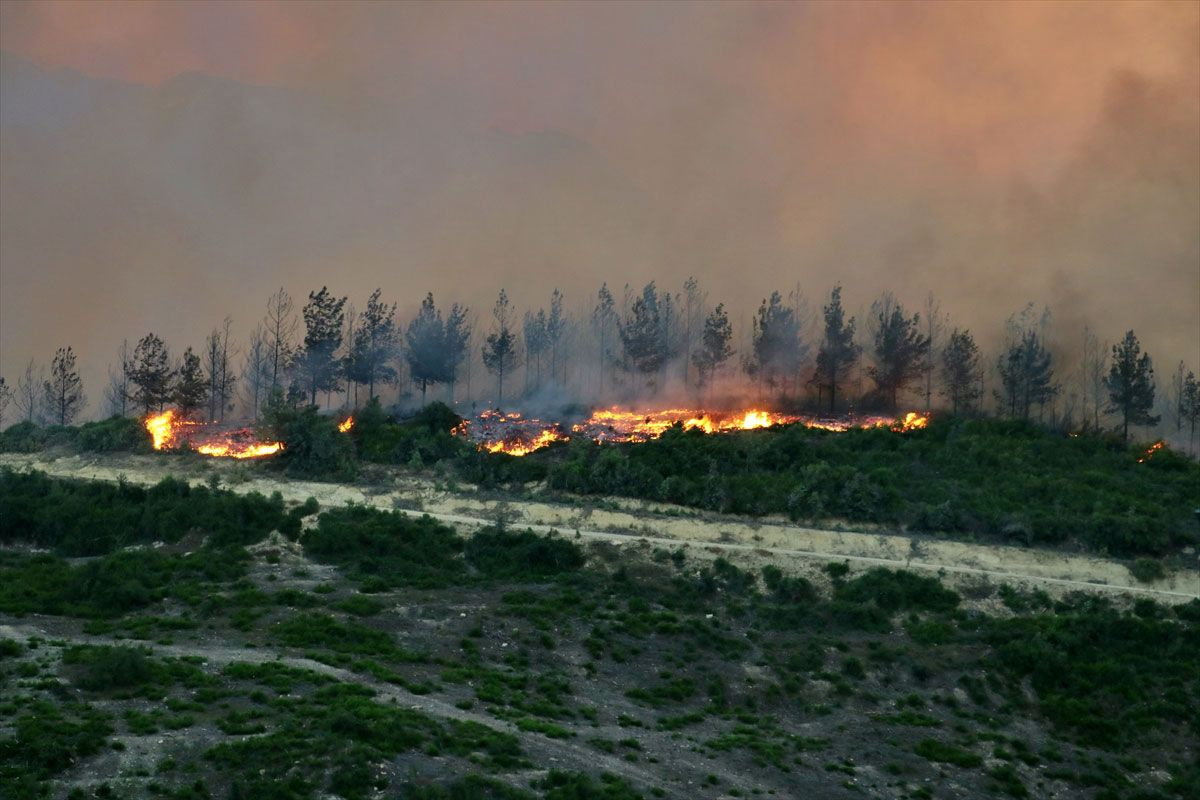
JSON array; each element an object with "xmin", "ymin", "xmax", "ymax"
[{"xmin": 4, "ymin": 452, "xmax": 1197, "ymax": 604}]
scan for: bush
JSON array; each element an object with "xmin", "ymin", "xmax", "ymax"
[
  {"xmin": 465, "ymin": 528, "xmax": 585, "ymax": 580},
  {"xmin": 0, "ymin": 469, "xmax": 287, "ymax": 555},
  {"xmin": 913, "ymin": 738, "xmax": 983, "ymax": 768},
  {"xmin": 261, "ymin": 395, "xmax": 358, "ymax": 480},
  {"xmin": 301, "ymin": 506, "xmax": 465, "ymax": 589},
  {"xmin": 74, "ymin": 416, "xmax": 152, "ymax": 452},
  {"xmin": 1129, "ymin": 557, "xmax": 1166, "ymax": 583}
]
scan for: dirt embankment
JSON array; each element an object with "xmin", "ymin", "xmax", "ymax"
[{"xmin": 3, "ymin": 451, "xmax": 1197, "ymax": 604}]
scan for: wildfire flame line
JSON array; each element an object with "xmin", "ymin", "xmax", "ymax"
[
  {"xmin": 143, "ymin": 410, "xmax": 284, "ymax": 459},
  {"xmin": 456, "ymin": 407, "xmax": 929, "ymax": 456}
]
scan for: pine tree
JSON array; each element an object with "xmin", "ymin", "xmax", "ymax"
[
  {"xmin": 813, "ymin": 286, "xmax": 860, "ymax": 414},
  {"xmin": 747, "ymin": 291, "xmax": 804, "ymax": 398},
  {"xmin": 867, "ymin": 294, "xmax": 930, "ymax": 412},
  {"xmin": 263, "ymin": 288, "xmax": 297, "ymax": 393},
  {"xmin": 42, "ymin": 346, "xmax": 86, "ymax": 425},
  {"xmin": 1105, "ymin": 330, "xmax": 1159, "ymax": 441},
  {"xmin": 0, "ymin": 376, "xmax": 11, "ymax": 429},
  {"xmin": 1180, "ymin": 371, "xmax": 1199, "ymax": 452},
  {"xmin": 619, "ymin": 282, "xmax": 670, "ymax": 384},
  {"xmin": 692, "ymin": 303, "xmax": 734, "ymax": 389},
  {"xmin": 174, "ymin": 347, "xmax": 208, "ymax": 420},
  {"xmin": 130, "ymin": 333, "xmax": 173, "ymax": 414},
  {"xmin": 996, "ymin": 330, "xmax": 1057, "ymax": 420},
  {"xmin": 351, "ymin": 289, "xmax": 398, "ymax": 401},
  {"xmin": 482, "ymin": 289, "xmax": 521, "ymax": 405},
  {"xmin": 939, "ymin": 328, "xmax": 982, "ymax": 415},
  {"xmin": 204, "ymin": 317, "xmax": 237, "ymax": 422},
  {"xmin": 523, "ymin": 309, "xmax": 547, "ymax": 393},
  {"xmin": 444, "ymin": 303, "xmax": 472, "ymax": 403},
  {"xmin": 300, "ymin": 287, "xmax": 347, "ymax": 406},
  {"xmin": 592, "ymin": 283, "xmax": 617, "ymax": 393},
  {"xmin": 405, "ymin": 293, "xmax": 447, "ymax": 405}
]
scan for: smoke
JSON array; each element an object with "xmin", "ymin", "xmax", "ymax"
[{"xmin": 1, "ymin": 1, "xmax": 1197, "ymax": 418}]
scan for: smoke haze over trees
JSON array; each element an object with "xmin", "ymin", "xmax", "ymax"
[{"xmin": 0, "ymin": 3, "xmax": 1195, "ymax": 446}]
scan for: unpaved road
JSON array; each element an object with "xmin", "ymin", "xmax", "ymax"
[{"xmin": 3, "ymin": 452, "xmax": 1197, "ymax": 603}]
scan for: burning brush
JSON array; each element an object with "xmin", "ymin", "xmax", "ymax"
[
  {"xmin": 143, "ymin": 410, "xmax": 284, "ymax": 459},
  {"xmin": 454, "ymin": 407, "xmax": 930, "ymax": 456}
]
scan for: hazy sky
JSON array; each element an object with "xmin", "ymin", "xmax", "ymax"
[{"xmin": 1, "ymin": 0, "xmax": 1197, "ymax": 415}]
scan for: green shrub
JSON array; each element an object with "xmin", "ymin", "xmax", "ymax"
[
  {"xmin": 913, "ymin": 738, "xmax": 983, "ymax": 768},
  {"xmin": 302, "ymin": 506, "xmax": 465, "ymax": 589},
  {"xmin": 465, "ymin": 528, "xmax": 585, "ymax": 580},
  {"xmin": 1129, "ymin": 558, "xmax": 1166, "ymax": 583}
]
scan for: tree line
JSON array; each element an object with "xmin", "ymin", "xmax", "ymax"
[{"xmin": 1, "ymin": 280, "xmax": 1197, "ymax": 448}]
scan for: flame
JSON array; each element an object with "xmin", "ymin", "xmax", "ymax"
[
  {"xmin": 338, "ymin": 416, "xmax": 354, "ymax": 433},
  {"xmin": 143, "ymin": 410, "xmax": 284, "ymax": 459},
  {"xmin": 892, "ymin": 412, "xmax": 929, "ymax": 432},
  {"xmin": 1137, "ymin": 440, "xmax": 1165, "ymax": 463},
  {"xmin": 454, "ymin": 407, "xmax": 932, "ymax": 456},
  {"xmin": 145, "ymin": 410, "xmax": 177, "ymax": 450}
]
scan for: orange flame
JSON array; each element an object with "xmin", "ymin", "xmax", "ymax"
[
  {"xmin": 1137, "ymin": 440, "xmax": 1165, "ymax": 463},
  {"xmin": 143, "ymin": 410, "xmax": 284, "ymax": 459},
  {"xmin": 338, "ymin": 416, "xmax": 354, "ymax": 433},
  {"xmin": 455, "ymin": 407, "xmax": 932, "ymax": 456}
]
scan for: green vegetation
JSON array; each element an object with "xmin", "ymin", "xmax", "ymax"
[
  {"xmin": 0, "ymin": 416, "xmax": 151, "ymax": 454},
  {"xmin": 541, "ymin": 417, "xmax": 1200, "ymax": 556},
  {"xmin": 1, "ymin": 468, "xmax": 286, "ymax": 555},
  {"xmin": 1, "ymin": 470, "xmax": 1196, "ymax": 800}
]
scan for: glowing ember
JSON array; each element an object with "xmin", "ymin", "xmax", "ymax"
[
  {"xmin": 143, "ymin": 410, "xmax": 284, "ymax": 459},
  {"xmin": 454, "ymin": 407, "xmax": 931, "ymax": 456},
  {"xmin": 338, "ymin": 417, "xmax": 355, "ymax": 433},
  {"xmin": 1137, "ymin": 440, "xmax": 1166, "ymax": 463}
]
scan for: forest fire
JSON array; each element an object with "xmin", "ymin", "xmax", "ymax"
[
  {"xmin": 454, "ymin": 407, "xmax": 930, "ymax": 456},
  {"xmin": 143, "ymin": 410, "xmax": 284, "ymax": 459},
  {"xmin": 1137, "ymin": 440, "xmax": 1166, "ymax": 463},
  {"xmin": 338, "ymin": 417, "xmax": 355, "ymax": 433}
]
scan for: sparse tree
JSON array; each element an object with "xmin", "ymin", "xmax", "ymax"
[
  {"xmin": 996, "ymin": 330, "xmax": 1057, "ymax": 420},
  {"xmin": 1080, "ymin": 324, "xmax": 1108, "ymax": 431},
  {"xmin": 1180, "ymin": 371, "xmax": 1199, "ymax": 452},
  {"xmin": 405, "ymin": 293, "xmax": 448, "ymax": 405},
  {"xmin": 544, "ymin": 289, "xmax": 567, "ymax": 385},
  {"xmin": 921, "ymin": 292, "xmax": 946, "ymax": 411},
  {"xmin": 813, "ymin": 286, "xmax": 860, "ymax": 414},
  {"xmin": 619, "ymin": 282, "xmax": 673, "ymax": 384},
  {"xmin": 592, "ymin": 283, "xmax": 617, "ymax": 392},
  {"xmin": 299, "ymin": 287, "xmax": 347, "ymax": 406},
  {"xmin": 680, "ymin": 277, "xmax": 706, "ymax": 386},
  {"xmin": 747, "ymin": 291, "xmax": 805, "ymax": 398},
  {"xmin": 263, "ymin": 288, "xmax": 298, "ymax": 392},
  {"xmin": 15, "ymin": 360, "xmax": 43, "ymax": 424},
  {"xmin": 204, "ymin": 317, "xmax": 237, "ymax": 422},
  {"xmin": 1105, "ymin": 330, "xmax": 1159, "ymax": 441},
  {"xmin": 241, "ymin": 325, "xmax": 272, "ymax": 419},
  {"xmin": 349, "ymin": 289, "xmax": 398, "ymax": 401},
  {"xmin": 482, "ymin": 289, "xmax": 521, "ymax": 405},
  {"xmin": 173, "ymin": 347, "xmax": 207, "ymax": 420},
  {"xmin": 692, "ymin": 303, "xmax": 734, "ymax": 390},
  {"xmin": 523, "ymin": 309, "xmax": 547, "ymax": 393},
  {"xmin": 867, "ymin": 293, "xmax": 930, "ymax": 412},
  {"xmin": 42, "ymin": 346, "xmax": 86, "ymax": 426},
  {"xmin": 0, "ymin": 376, "xmax": 11, "ymax": 428},
  {"xmin": 129, "ymin": 333, "xmax": 173, "ymax": 414},
  {"xmin": 940, "ymin": 329, "xmax": 982, "ymax": 415},
  {"xmin": 103, "ymin": 340, "xmax": 133, "ymax": 418},
  {"xmin": 443, "ymin": 303, "xmax": 471, "ymax": 404}
]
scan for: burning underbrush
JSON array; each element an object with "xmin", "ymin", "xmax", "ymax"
[
  {"xmin": 144, "ymin": 410, "xmax": 284, "ymax": 459},
  {"xmin": 452, "ymin": 407, "xmax": 929, "ymax": 456}
]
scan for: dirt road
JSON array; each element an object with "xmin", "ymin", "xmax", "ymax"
[{"xmin": 4, "ymin": 452, "xmax": 1197, "ymax": 603}]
